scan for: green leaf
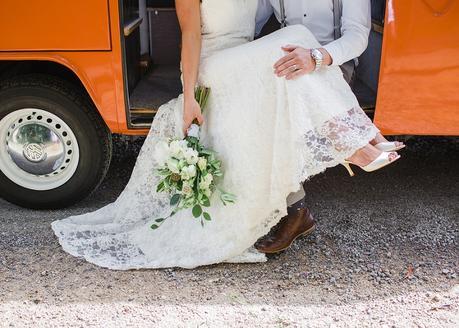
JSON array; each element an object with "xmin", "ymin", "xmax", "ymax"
[
  {"xmin": 213, "ymin": 170, "xmax": 223, "ymax": 177},
  {"xmin": 170, "ymin": 194, "xmax": 181, "ymax": 206},
  {"xmin": 220, "ymin": 192, "xmax": 236, "ymax": 205},
  {"xmin": 156, "ymin": 181, "xmax": 165, "ymax": 193},
  {"xmin": 200, "ymin": 148, "xmax": 215, "ymax": 156},
  {"xmin": 150, "ymin": 224, "xmax": 159, "ymax": 230},
  {"xmin": 186, "ymin": 136, "xmax": 199, "ymax": 145},
  {"xmin": 192, "ymin": 204, "xmax": 202, "ymax": 218},
  {"xmin": 202, "ymin": 196, "xmax": 211, "ymax": 207},
  {"xmin": 203, "ymin": 212, "xmax": 211, "ymax": 221},
  {"xmin": 155, "ymin": 218, "xmax": 165, "ymax": 223}
]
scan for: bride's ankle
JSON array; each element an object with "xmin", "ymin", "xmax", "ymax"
[{"xmin": 370, "ymin": 133, "xmax": 388, "ymax": 145}]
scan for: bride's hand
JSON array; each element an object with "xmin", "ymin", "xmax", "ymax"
[{"xmin": 183, "ymin": 97, "xmax": 204, "ymax": 135}]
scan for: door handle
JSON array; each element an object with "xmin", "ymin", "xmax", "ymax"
[{"xmin": 124, "ymin": 17, "xmax": 143, "ymax": 37}]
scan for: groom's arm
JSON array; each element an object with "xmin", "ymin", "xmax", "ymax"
[
  {"xmin": 274, "ymin": 0, "xmax": 370, "ymax": 79},
  {"xmin": 323, "ymin": 0, "xmax": 371, "ymax": 66},
  {"xmin": 255, "ymin": 0, "xmax": 274, "ymax": 37}
]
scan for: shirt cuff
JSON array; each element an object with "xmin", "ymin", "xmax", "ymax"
[{"xmin": 323, "ymin": 43, "xmax": 345, "ymax": 67}]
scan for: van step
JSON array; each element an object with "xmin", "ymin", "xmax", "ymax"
[
  {"xmin": 130, "ymin": 108, "xmax": 156, "ymax": 128},
  {"xmin": 129, "ymin": 65, "xmax": 181, "ymax": 128}
]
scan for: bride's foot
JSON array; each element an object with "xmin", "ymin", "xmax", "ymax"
[
  {"xmin": 342, "ymin": 144, "xmax": 400, "ymax": 176},
  {"xmin": 371, "ymin": 132, "xmax": 405, "ymax": 152},
  {"xmin": 346, "ymin": 144, "xmax": 382, "ymax": 167}
]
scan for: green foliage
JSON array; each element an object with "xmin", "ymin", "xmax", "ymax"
[
  {"xmin": 151, "ymin": 86, "xmax": 236, "ymax": 230},
  {"xmin": 170, "ymin": 194, "xmax": 181, "ymax": 206},
  {"xmin": 192, "ymin": 205, "xmax": 202, "ymax": 218},
  {"xmin": 203, "ymin": 212, "xmax": 211, "ymax": 221}
]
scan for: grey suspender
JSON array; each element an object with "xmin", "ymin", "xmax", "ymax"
[
  {"xmin": 332, "ymin": 0, "xmax": 357, "ymax": 83},
  {"xmin": 333, "ymin": 0, "xmax": 343, "ymax": 40},
  {"xmin": 279, "ymin": 0, "xmax": 342, "ymax": 37},
  {"xmin": 277, "ymin": 0, "xmax": 355, "ymax": 83},
  {"xmin": 279, "ymin": 0, "xmax": 287, "ymax": 28}
]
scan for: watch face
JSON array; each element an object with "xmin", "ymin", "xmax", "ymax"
[{"xmin": 312, "ymin": 49, "xmax": 323, "ymax": 60}]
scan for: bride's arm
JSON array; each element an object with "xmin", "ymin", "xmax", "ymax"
[{"xmin": 176, "ymin": 0, "xmax": 204, "ymax": 134}]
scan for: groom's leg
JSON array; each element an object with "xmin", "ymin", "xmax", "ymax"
[
  {"xmin": 255, "ymin": 184, "xmax": 315, "ymax": 253},
  {"xmin": 286, "ymin": 185, "xmax": 306, "ymax": 209}
]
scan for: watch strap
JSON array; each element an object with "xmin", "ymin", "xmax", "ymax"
[{"xmin": 311, "ymin": 49, "xmax": 323, "ymax": 71}]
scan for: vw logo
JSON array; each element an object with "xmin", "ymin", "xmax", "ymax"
[{"xmin": 23, "ymin": 143, "xmax": 47, "ymax": 163}]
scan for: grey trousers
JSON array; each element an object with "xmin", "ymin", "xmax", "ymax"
[{"xmin": 286, "ymin": 184, "xmax": 306, "ymax": 206}]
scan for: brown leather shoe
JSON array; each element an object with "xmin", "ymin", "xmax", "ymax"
[{"xmin": 255, "ymin": 208, "xmax": 316, "ymax": 254}]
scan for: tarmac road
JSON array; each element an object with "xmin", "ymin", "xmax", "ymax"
[{"xmin": 0, "ymin": 136, "xmax": 458, "ymax": 327}]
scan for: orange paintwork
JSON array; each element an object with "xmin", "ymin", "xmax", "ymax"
[
  {"xmin": 0, "ymin": 0, "xmax": 458, "ymax": 136},
  {"xmin": 1, "ymin": 0, "xmax": 111, "ymax": 51},
  {"xmin": 0, "ymin": 0, "xmax": 141, "ymax": 135},
  {"xmin": 375, "ymin": 0, "xmax": 459, "ymax": 135}
]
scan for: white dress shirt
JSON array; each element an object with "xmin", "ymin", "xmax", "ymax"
[{"xmin": 255, "ymin": 0, "xmax": 371, "ymax": 66}]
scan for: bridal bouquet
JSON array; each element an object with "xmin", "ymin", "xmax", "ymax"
[{"xmin": 151, "ymin": 87, "xmax": 236, "ymax": 229}]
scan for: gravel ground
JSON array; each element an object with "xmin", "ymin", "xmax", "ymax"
[{"xmin": 0, "ymin": 136, "xmax": 458, "ymax": 327}]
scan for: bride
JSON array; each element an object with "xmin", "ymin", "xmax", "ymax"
[{"xmin": 52, "ymin": 0, "xmax": 400, "ymax": 270}]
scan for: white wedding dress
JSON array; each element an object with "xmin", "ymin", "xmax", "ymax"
[{"xmin": 52, "ymin": 0, "xmax": 378, "ymax": 270}]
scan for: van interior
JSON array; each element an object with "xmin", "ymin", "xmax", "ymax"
[{"xmin": 122, "ymin": 0, "xmax": 386, "ymax": 129}]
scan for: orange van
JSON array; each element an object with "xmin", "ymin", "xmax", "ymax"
[{"xmin": 0, "ymin": 0, "xmax": 458, "ymax": 208}]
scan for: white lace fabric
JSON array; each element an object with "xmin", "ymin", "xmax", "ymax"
[{"xmin": 52, "ymin": 0, "xmax": 378, "ymax": 270}]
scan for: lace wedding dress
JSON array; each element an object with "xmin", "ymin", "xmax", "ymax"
[{"xmin": 52, "ymin": 0, "xmax": 378, "ymax": 269}]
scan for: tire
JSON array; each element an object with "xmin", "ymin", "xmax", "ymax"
[{"xmin": 0, "ymin": 74, "xmax": 112, "ymax": 209}]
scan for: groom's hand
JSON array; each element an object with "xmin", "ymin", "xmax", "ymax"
[
  {"xmin": 274, "ymin": 45, "xmax": 332, "ymax": 80},
  {"xmin": 274, "ymin": 45, "xmax": 315, "ymax": 80}
]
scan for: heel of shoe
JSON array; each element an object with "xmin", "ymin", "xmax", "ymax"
[{"xmin": 341, "ymin": 162, "xmax": 355, "ymax": 177}]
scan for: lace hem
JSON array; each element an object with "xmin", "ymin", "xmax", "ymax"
[{"xmin": 249, "ymin": 106, "xmax": 379, "ymax": 254}]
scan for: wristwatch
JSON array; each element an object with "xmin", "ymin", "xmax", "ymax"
[{"xmin": 310, "ymin": 48, "xmax": 324, "ymax": 71}]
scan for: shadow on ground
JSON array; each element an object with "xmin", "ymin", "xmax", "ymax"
[{"xmin": 0, "ymin": 137, "xmax": 457, "ymax": 326}]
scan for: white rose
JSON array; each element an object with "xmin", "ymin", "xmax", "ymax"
[
  {"xmin": 180, "ymin": 165, "xmax": 197, "ymax": 180},
  {"xmin": 178, "ymin": 159, "xmax": 187, "ymax": 170},
  {"xmin": 169, "ymin": 140, "xmax": 184, "ymax": 159},
  {"xmin": 167, "ymin": 158, "xmax": 180, "ymax": 174},
  {"xmin": 154, "ymin": 140, "xmax": 170, "ymax": 167},
  {"xmin": 181, "ymin": 182, "xmax": 194, "ymax": 196},
  {"xmin": 178, "ymin": 140, "xmax": 189, "ymax": 150},
  {"xmin": 197, "ymin": 157, "xmax": 207, "ymax": 171},
  {"xmin": 184, "ymin": 148, "xmax": 199, "ymax": 165},
  {"xmin": 204, "ymin": 173, "xmax": 213, "ymax": 185},
  {"xmin": 199, "ymin": 174, "xmax": 213, "ymax": 190}
]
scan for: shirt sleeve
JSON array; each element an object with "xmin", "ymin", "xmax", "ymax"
[
  {"xmin": 255, "ymin": 0, "xmax": 274, "ymax": 36},
  {"xmin": 323, "ymin": 0, "xmax": 371, "ymax": 66}
]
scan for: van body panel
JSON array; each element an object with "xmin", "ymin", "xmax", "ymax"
[
  {"xmin": 0, "ymin": 0, "xmax": 111, "ymax": 51},
  {"xmin": 0, "ymin": 0, "xmax": 146, "ymax": 134},
  {"xmin": 0, "ymin": 0, "xmax": 457, "ymax": 136},
  {"xmin": 375, "ymin": 0, "xmax": 459, "ymax": 135}
]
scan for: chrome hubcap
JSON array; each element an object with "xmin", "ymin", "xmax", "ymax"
[
  {"xmin": 0, "ymin": 109, "xmax": 79, "ymax": 191},
  {"xmin": 23, "ymin": 143, "xmax": 47, "ymax": 163}
]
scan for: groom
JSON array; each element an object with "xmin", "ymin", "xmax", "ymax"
[{"xmin": 254, "ymin": 0, "xmax": 371, "ymax": 253}]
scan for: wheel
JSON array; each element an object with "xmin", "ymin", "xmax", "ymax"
[{"xmin": 0, "ymin": 74, "xmax": 112, "ymax": 209}]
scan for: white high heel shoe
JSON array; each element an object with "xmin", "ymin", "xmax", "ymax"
[
  {"xmin": 374, "ymin": 142, "xmax": 405, "ymax": 152},
  {"xmin": 341, "ymin": 151, "xmax": 401, "ymax": 177}
]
